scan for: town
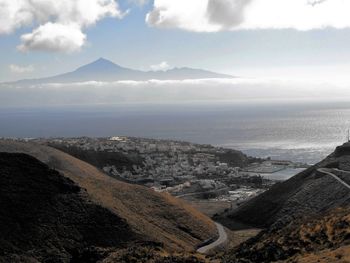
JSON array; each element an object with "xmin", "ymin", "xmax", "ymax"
[{"xmin": 23, "ymin": 136, "xmax": 308, "ymax": 207}]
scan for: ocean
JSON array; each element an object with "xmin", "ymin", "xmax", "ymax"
[{"xmin": 1, "ymin": 100, "xmax": 349, "ymax": 165}]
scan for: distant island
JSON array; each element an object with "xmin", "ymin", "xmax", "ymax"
[{"xmin": 8, "ymin": 58, "xmax": 233, "ymax": 85}]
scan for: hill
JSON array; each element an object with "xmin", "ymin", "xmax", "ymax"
[
  {"xmin": 222, "ymin": 206, "xmax": 350, "ymax": 262},
  {"xmin": 0, "ymin": 152, "xmax": 138, "ymax": 262},
  {"xmin": 216, "ymin": 142, "xmax": 350, "ymax": 262},
  {"xmin": 217, "ymin": 142, "xmax": 350, "ymax": 229},
  {"xmin": 47, "ymin": 143, "xmax": 144, "ymax": 182},
  {"xmin": 0, "ymin": 140, "xmax": 216, "ymax": 252},
  {"xmin": 9, "ymin": 58, "xmax": 233, "ymax": 85}
]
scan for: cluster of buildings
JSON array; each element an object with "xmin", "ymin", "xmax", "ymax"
[{"xmin": 32, "ymin": 136, "xmax": 302, "ymax": 202}]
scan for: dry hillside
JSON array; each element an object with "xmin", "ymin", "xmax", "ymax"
[
  {"xmin": 0, "ymin": 153, "xmax": 139, "ymax": 262},
  {"xmin": 220, "ymin": 143, "xmax": 350, "ymax": 229},
  {"xmin": 219, "ymin": 143, "xmax": 350, "ymax": 262},
  {"xmin": 0, "ymin": 140, "xmax": 216, "ymax": 252},
  {"xmin": 222, "ymin": 207, "xmax": 350, "ymax": 263}
]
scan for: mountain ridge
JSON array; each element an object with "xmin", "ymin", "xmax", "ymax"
[{"xmin": 8, "ymin": 58, "xmax": 233, "ymax": 85}]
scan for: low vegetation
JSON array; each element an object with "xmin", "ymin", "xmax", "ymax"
[{"xmin": 0, "ymin": 140, "xmax": 217, "ymax": 252}]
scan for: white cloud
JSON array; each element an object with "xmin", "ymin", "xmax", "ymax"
[
  {"xmin": 146, "ymin": 0, "xmax": 350, "ymax": 32},
  {"xmin": 0, "ymin": 0, "xmax": 125, "ymax": 52},
  {"xmin": 307, "ymin": 0, "xmax": 328, "ymax": 7},
  {"xmin": 18, "ymin": 23, "xmax": 86, "ymax": 53},
  {"xmin": 207, "ymin": 0, "xmax": 253, "ymax": 30},
  {"xmin": 146, "ymin": 0, "xmax": 216, "ymax": 32},
  {"xmin": 150, "ymin": 61, "xmax": 171, "ymax": 71},
  {"xmin": 2, "ymin": 78, "xmax": 350, "ymax": 107},
  {"xmin": 9, "ymin": 64, "xmax": 35, "ymax": 74}
]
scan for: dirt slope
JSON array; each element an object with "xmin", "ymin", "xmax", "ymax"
[
  {"xmin": 0, "ymin": 140, "xmax": 216, "ymax": 252},
  {"xmin": 221, "ymin": 143, "xmax": 350, "ymax": 229},
  {"xmin": 0, "ymin": 153, "xmax": 138, "ymax": 262},
  {"xmin": 222, "ymin": 207, "xmax": 350, "ymax": 263},
  {"xmin": 219, "ymin": 143, "xmax": 350, "ymax": 263}
]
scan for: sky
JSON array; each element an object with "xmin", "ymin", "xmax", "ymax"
[{"xmin": 1, "ymin": 0, "xmax": 350, "ymax": 84}]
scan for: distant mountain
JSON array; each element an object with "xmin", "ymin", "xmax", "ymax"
[{"xmin": 11, "ymin": 58, "xmax": 233, "ymax": 85}]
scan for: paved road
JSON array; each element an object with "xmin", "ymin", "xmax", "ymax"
[
  {"xmin": 196, "ymin": 169, "xmax": 348, "ymax": 254},
  {"xmin": 317, "ymin": 168, "xmax": 350, "ymax": 190},
  {"xmin": 197, "ymin": 222, "xmax": 228, "ymax": 254}
]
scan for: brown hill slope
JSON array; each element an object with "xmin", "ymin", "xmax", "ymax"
[
  {"xmin": 222, "ymin": 206, "xmax": 350, "ymax": 263},
  {"xmin": 219, "ymin": 143, "xmax": 350, "ymax": 229},
  {"xmin": 0, "ymin": 153, "xmax": 138, "ymax": 262},
  {"xmin": 0, "ymin": 140, "xmax": 216, "ymax": 251},
  {"xmin": 289, "ymin": 245, "xmax": 350, "ymax": 263},
  {"xmin": 218, "ymin": 143, "xmax": 350, "ymax": 263}
]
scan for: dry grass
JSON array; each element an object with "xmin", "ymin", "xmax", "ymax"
[
  {"xmin": 103, "ymin": 244, "xmax": 213, "ymax": 263},
  {"xmin": 182, "ymin": 199, "xmax": 232, "ymax": 217},
  {"xmin": 228, "ymin": 229, "xmax": 261, "ymax": 249},
  {"xmin": 223, "ymin": 206, "xmax": 350, "ymax": 263},
  {"xmin": 286, "ymin": 245, "xmax": 350, "ymax": 263},
  {"xmin": 0, "ymin": 140, "xmax": 216, "ymax": 252}
]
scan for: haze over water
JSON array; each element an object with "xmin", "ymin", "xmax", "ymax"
[{"xmin": 1, "ymin": 99, "xmax": 349, "ymax": 164}]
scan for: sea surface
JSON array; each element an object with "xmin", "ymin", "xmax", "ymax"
[
  {"xmin": 1, "ymin": 100, "xmax": 350, "ymax": 165},
  {"xmin": 260, "ymin": 168, "xmax": 307, "ymax": 181}
]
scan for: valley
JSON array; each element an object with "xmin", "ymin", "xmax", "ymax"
[
  {"xmin": 39, "ymin": 136, "xmax": 306, "ymax": 208},
  {"xmin": 0, "ymin": 138, "xmax": 349, "ymax": 262},
  {"xmin": 2, "ymin": 1, "xmax": 349, "ymax": 262}
]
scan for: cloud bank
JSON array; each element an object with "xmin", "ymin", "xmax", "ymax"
[
  {"xmin": 146, "ymin": 0, "xmax": 350, "ymax": 32},
  {"xmin": 1, "ymin": 78, "xmax": 350, "ymax": 107},
  {"xmin": 0, "ymin": 0, "xmax": 124, "ymax": 52}
]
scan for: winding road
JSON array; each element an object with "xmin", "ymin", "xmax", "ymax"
[
  {"xmin": 197, "ymin": 222, "xmax": 228, "ymax": 254},
  {"xmin": 317, "ymin": 168, "xmax": 350, "ymax": 190},
  {"xmin": 196, "ymin": 168, "xmax": 350, "ymax": 254}
]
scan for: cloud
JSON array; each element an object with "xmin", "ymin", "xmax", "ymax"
[
  {"xmin": 146, "ymin": 0, "xmax": 350, "ymax": 32},
  {"xmin": 307, "ymin": 0, "xmax": 328, "ymax": 7},
  {"xmin": 0, "ymin": 0, "xmax": 125, "ymax": 52},
  {"xmin": 0, "ymin": 1, "xmax": 33, "ymax": 34},
  {"xmin": 206, "ymin": 0, "xmax": 253, "ymax": 29},
  {"xmin": 146, "ymin": 0, "xmax": 216, "ymax": 32},
  {"xmin": 1, "ymin": 78, "xmax": 350, "ymax": 107},
  {"xmin": 18, "ymin": 23, "xmax": 86, "ymax": 53},
  {"xmin": 9, "ymin": 64, "xmax": 35, "ymax": 74},
  {"xmin": 150, "ymin": 61, "xmax": 171, "ymax": 71}
]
